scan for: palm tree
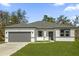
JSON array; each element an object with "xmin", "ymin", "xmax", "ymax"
[
  {"xmin": 57, "ymin": 15, "xmax": 70, "ymax": 24},
  {"xmin": 73, "ymin": 16, "xmax": 79, "ymax": 26},
  {"xmin": 43, "ymin": 15, "xmax": 48, "ymax": 21},
  {"xmin": 47, "ymin": 17, "xmax": 55, "ymax": 22},
  {"xmin": 42, "ymin": 15, "xmax": 55, "ymax": 23}
]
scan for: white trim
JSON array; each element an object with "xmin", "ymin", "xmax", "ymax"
[
  {"xmin": 36, "ymin": 29, "xmax": 55, "ymax": 41},
  {"xmin": 55, "ymin": 29, "xmax": 75, "ymax": 41}
]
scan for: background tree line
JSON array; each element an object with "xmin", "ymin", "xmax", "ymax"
[
  {"xmin": 42, "ymin": 15, "xmax": 79, "ymax": 26},
  {"xmin": 0, "ymin": 9, "xmax": 28, "ymax": 41},
  {"xmin": 0, "ymin": 9, "xmax": 79, "ymax": 41}
]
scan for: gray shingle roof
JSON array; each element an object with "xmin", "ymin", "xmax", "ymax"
[{"xmin": 6, "ymin": 21, "xmax": 75, "ymax": 29}]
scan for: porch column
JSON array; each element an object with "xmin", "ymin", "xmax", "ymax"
[
  {"xmin": 5, "ymin": 31, "xmax": 8, "ymax": 42},
  {"xmin": 44, "ymin": 31, "xmax": 48, "ymax": 40}
]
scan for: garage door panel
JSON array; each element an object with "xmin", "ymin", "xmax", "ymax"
[{"xmin": 9, "ymin": 32, "xmax": 31, "ymax": 42}]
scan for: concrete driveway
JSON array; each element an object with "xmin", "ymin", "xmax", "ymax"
[{"xmin": 0, "ymin": 42, "xmax": 29, "ymax": 56}]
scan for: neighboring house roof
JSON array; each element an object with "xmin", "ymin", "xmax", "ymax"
[{"xmin": 6, "ymin": 21, "xmax": 76, "ymax": 29}]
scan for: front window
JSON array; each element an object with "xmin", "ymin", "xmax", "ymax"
[
  {"xmin": 38, "ymin": 31, "xmax": 43, "ymax": 37},
  {"xmin": 60, "ymin": 29, "xmax": 70, "ymax": 37}
]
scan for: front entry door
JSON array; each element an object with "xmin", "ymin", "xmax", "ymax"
[{"xmin": 48, "ymin": 32, "xmax": 53, "ymax": 40}]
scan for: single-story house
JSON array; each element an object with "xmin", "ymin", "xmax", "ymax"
[{"xmin": 5, "ymin": 21, "xmax": 76, "ymax": 42}]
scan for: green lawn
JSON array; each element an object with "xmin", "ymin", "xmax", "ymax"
[{"xmin": 12, "ymin": 41, "xmax": 79, "ymax": 56}]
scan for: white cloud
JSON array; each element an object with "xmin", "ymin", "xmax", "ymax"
[
  {"xmin": 0, "ymin": 3, "xmax": 10, "ymax": 7},
  {"xmin": 64, "ymin": 4, "xmax": 79, "ymax": 11},
  {"xmin": 53, "ymin": 3, "xmax": 65, "ymax": 6},
  {"xmin": 0, "ymin": 0, "xmax": 11, "ymax": 7}
]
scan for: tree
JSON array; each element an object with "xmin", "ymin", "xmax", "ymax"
[
  {"xmin": 47, "ymin": 17, "xmax": 55, "ymax": 22},
  {"xmin": 2, "ymin": 11, "xmax": 10, "ymax": 26},
  {"xmin": 57, "ymin": 15, "xmax": 70, "ymax": 24},
  {"xmin": 43, "ymin": 15, "xmax": 48, "ymax": 21},
  {"xmin": 7, "ymin": 9, "xmax": 28, "ymax": 25},
  {"xmin": 16, "ymin": 9, "xmax": 28, "ymax": 23},
  {"xmin": 0, "ymin": 9, "xmax": 28, "ymax": 41},
  {"xmin": 0, "ymin": 10, "xmax": 8, "ymax": 41},
  {"xmin": 10, "ymin": 12, "xmax": 19, "ymax": 24},
  {"xmin": 42, "ymin": 15, "xmax": 55, "ymax": 23},
  {"xmin": 73, "ymin": 16, "xmax": 79, "ymax": 26},
  {"xmin": 0, "ymin": 9, "xmax": 28, "ymax": 25}
]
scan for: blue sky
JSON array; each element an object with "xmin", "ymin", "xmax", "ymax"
[{"xmin": 0, "ymin": 3, "xmax": 79, "ymax": 23}]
